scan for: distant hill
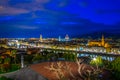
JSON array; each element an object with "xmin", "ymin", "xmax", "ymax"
[{"xmin": 78, "ymin": 29, "xmax": 120, "ymax": 39}]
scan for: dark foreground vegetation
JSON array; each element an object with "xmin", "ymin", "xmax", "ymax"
[{"xmin": 0, "ymin": 47, "xmax": 120, "ymax": 80}]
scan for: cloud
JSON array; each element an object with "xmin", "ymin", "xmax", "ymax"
[
  {"xmin": 61, "ymin": 22, "xmax": 78, "ymax": 25},
  {"xmin": 0, "ymin": 0, "xmax": 53, "ymax": 16},
  {"xmin": 36, "ymin": 0, "xmax": 50, "ymax": 4},
  {"xmin": 96, "ymin": 9, "xmax": 120, "ymax": 14},
  {"xmin": 0, "ymin": 6, "xmax": 30, "ymax": 15},
  {"xmin": 0, "ymin": 0, "xmax": 51, "ymax": 16},
  {"xmin": 0, "ymin": 0, "xmax": 69, "ymax": 16},
  {"xmin": 16, "ymin": 25, "xmax": 39, "ymax": 30},
  {"xmin": 0, "ymin": 0, "xmax": 9, "ymax": 5}
]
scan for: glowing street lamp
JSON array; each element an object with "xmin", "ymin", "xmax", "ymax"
[{"xmin": 93, "ymin": 57, "xmax": 96, "ymax": 61}]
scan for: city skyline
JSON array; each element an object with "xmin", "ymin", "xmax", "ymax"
[
  {"xmin": 0, "ymin": 1, "xmax": 120, "ymax": 80},
  {"xmin": 0, "ymin": 0, "xmax": 120, "ymax": 38}
]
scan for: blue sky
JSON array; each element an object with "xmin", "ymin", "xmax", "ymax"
[{"xmin": 0, "ymin": 0, "xmax": 120, "ymax": 38}]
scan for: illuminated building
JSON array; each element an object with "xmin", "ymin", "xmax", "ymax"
[
  {"xmin": 58, "ymin": 34, "xmax": 70, "ymax": 42},
  {"xmin": 65, "ymin": 34, "xmax": 69, "ymax": 41},
  {"xmin": 40, "ymin": 34, "xmax": 43, "ymax": 42},
  {"xmin": 58, "ymin": 36, "xmax": 61, "ymax": 41},
  {"xmin": 101, "ymin": 35, "xmax": 105, "ymax": 46},
  {"xmin": 29, "ymin": 38, "xmax": 37, "ymax": 41},
  {"xmin": 88, "ymin": 35, "xmax": 110, "ymax": 48}
]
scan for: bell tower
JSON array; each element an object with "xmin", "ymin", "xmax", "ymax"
[
  {"xmin": 40, "ymin": 34, "xmax": 43, "ymax": 42},
  {"xmin": 59, "ymin": 36, "xmax": 61, "ymax": 41},
  {"xmin": 101, "ymin": 34, "xmax": 105, "ymax": 46}
]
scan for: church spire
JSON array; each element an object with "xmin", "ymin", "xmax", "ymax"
[
  {"xmin": 101, "ymin": 34, "xmax": 105, "ymax": 46},
  {"xmin": 40, "ymin": 34, "xmax": 43, "ymax": 42}
]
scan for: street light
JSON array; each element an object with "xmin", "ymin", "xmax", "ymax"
[{"xmin": 93, "ymin": 57, "xmax": 96, "ymax": 61}]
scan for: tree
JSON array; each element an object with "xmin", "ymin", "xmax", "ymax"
[
  {"xmin": 63, "ymin": 53, "xmax": 68, "ymax": 60},
  {"xmin": 10, "ymin": 50, "xmax": 17, "ymax": 64},
  {"xmin": 32, "ymin": 54, "xmax": 43, "ymax": 62},
  {"xmin": 4, "ymin": 58, "xmax": 11, "ymax": 64},
  {"xmin": 90, "ymin": 56, "xmax": 103, "ymax": 69},
  {"xmin": 110, "ymin": 57, "xmax": 120, "ymax": 80},
  {"xmin": 63, "ymin": 53, "xmax": 77, "ymax": 61},
  {"xmin": 0, "ymin": 56, "xmax": 3, "ymax": 64},
  {"xmin": 90, "ymin": 56, "xmax": 103, "ymax": 79},
  {"xmin": 0, "ymin": 76, "xmax": 13, "ymax": 80}
]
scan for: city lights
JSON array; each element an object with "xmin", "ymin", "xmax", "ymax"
[{"xmin": 0, "ymin": 0, "xmax": 120, "ymax": 80}]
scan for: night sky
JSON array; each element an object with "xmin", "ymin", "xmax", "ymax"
[{"xmin": 0, "ymin": 0, "xmax": 120, "ymax": 38}]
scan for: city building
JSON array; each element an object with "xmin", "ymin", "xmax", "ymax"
[
  {"xmin": 58, "ymin": 34, "xmax": 70, "ymax": 42},
  {"xmin": 88, "ymin": 35, "xmax": 111, "ymax": 48},
  {"xmin": 65, "ymin": 34, "xmax": 70, "ymax": 41},
  {"xmin": 40, "ymin": 34, "xmax": 43, "ymax": 42}
]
